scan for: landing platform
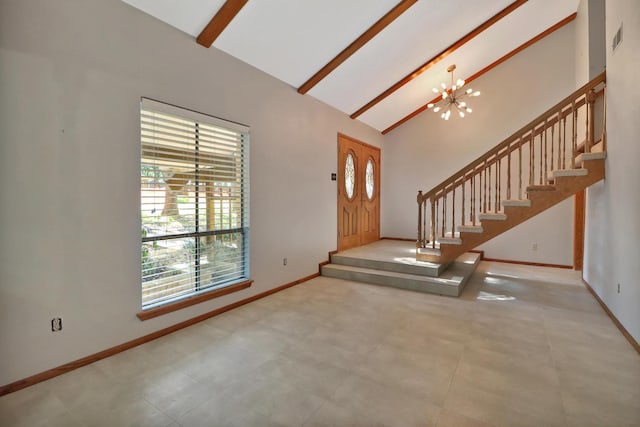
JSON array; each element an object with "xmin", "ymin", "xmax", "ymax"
[{"xmin": 321, "ymin": 239, "xmax": 481, "ymax": 297}]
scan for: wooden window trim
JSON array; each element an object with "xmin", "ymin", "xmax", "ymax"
[{"xmin": 137, "ymin": 279, "xmax": 253, "ymax": 321}]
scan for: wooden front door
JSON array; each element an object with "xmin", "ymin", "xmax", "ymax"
[{"xmin": 337, "ymin": 134, "xmax": 380, "ymax": 251}]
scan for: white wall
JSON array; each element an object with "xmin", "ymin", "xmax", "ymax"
[
  {"xmin": 575, "ymin": 0, "xmax": 591, "ymax": 84},
  {"xmin": 0, "ymin": 0, "xmax": 383, "ymax": 385},
  {"xmin": 382, "ymin": 22, "xmax": 576, "ymax": 266},
  {"xmin": 576, "ymin": 0, "xmax": 606, "ymax": 85},
  {"xmin": 583, "ymin": 0, "xmax": 640, "ymax": 343}
]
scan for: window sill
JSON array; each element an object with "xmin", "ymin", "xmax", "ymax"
[{"xmin": 137, "ymin": 279, "xmax": 253, "ymax": 321}]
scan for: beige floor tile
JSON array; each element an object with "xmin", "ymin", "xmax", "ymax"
[
  {"xmin": 153, "ymin": 321, "xmax": 230, "ymax": 355},
  {"xmin": 444, "ymin": 376, "xmax": 566, "ymax": 427},
  {"xmin": 0, "ymin": 384, "xmax": 82, "ymax": 427},
  {"xmin": 353, "ymin": 341, "xmax": 461, "ymax": 405},
  {"xmin": 136, "ymin": 368, "xmax": 213, "ymax": 420},
  {"xmin": 302, "ymin": 399, "xmax": 387, "ymax": 427},
  {"xmin": 44, "ymin": 363, "xmax": 114, "ymax": 410},
  {"xmin": 66, "ymin": 381, "xmax": 174, "ymax": 427},
  {"xmin": 1, "ymin": 259, "xmax": 638, "ymax": 427},
  {"xmin": 560, "ymin": 383, "xmax": 640, "ymax": 427},
  {"xmin": 252, "ymin": 349, "xmax": 351, "ymax": 401},
  {"xmin": 329, "ymin": 373, "xmax": 442, "ymax": 427},
  {"xmin": 177, "ymin": 330, "xmax": 284, "ymax": 385},
  {"xmin": 178, "ymin": 366, "xmax": 325, "ymax": 427},
  {"xmin": 92, "ymin": 337, "xmax": 184, "ymax": 385},
  {"xmin": 436, "ymin": 409, "xmax": 496, "ymax": 427},
  {"xmin": 203, "ymin": 308, "xmax": 260, "ymax": 332}
]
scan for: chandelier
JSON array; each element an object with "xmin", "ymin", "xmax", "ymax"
[{"xmin": 427, "ymin": 64, "xmax": 480, "ymax": 120}]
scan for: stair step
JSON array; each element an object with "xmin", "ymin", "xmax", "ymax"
[
  {"xmin": 575, "ymin": 151, "xmax": 606, "ymax": 165},
  {"xmin": 322, "ymin": 252, "xmax": 481, "ymax": 297},
  {"xmin": 527, "ymin": 184, "xmax": 555, "ymax": 192},
  {"xmin": 438, "ymin": 237, "xmax": 463, "ymax": 245},
  {"xmin": 502, "ymin": 199, "xmax": 531, "ymax": 207},
  {"xmin": 479, "ymin": 211, "xmax": 507, "ymax": 221},
  {"xmin": 331, "ymin": 241, "xmax": 447, "ymax": 277},
  {"xmin": 418, "ymin": 246, "xmax": 441, "ymax": 257},
  {"xmin": 458, "ymin": 224, "xmax": 484, "ymax": 233},
  {"xmin": 321, "ymin": 264, "xmax": 461, "ymax": 296},
  {"xmin": 547, "ymin": 168, "xmax": 589, "ymax": 181}
]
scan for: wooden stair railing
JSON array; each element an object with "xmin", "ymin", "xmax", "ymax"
[{"xmin": 417, "ymin": 72, "xmax": 606, "ymax": 263}]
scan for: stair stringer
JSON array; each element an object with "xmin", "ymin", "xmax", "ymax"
[{"xmin": 418, "ymin": 158, "xmax": 605, "ymax": 263}]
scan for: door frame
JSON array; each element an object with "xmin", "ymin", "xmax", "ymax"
[{"xmin": 337, "ymin": 133, "xmax": 381, "ymax": 251}]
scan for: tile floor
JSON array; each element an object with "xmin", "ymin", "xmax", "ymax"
[{"xmin": 1, "ymin": 261, "xmax": 639, "ymax": 426}]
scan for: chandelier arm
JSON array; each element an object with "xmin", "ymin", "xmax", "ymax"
[{"xmin": 429, "ymin": 65, "xmax": 479, "ymax": 120}]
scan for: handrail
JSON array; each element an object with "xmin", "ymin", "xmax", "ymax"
[
  {"xmin": 418, "ymin": 71, "xmax": 605, "ymax": 204},
  {"xmin": 417, "ymin": 71, "xmax": 606, "ymax": 250}
]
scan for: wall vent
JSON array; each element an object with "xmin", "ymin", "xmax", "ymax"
[{"xmin": 612, "ymin": 23, "xmax": 623, "ymax": 52}]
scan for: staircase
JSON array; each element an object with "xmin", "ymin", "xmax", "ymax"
[{"xmin": 417, "ymin": 72, "xmax": 607, "ymax": 264}]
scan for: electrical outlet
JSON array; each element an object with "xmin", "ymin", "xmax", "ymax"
[
  {"xmin": 51, "ymin": 317, "xmax": 63, "ymax": 332},
  {"xmin": 283, "ymin": 258, "xmax": 287, "ymax": 266},
  {"xmin": 532, "ymin": 243, "xmax": 538, "ymax": 251}
]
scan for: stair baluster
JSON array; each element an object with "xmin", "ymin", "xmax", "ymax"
[
  {"xmin": 507, "ymin": 144, "xmax": 512, "ymax": 200},
  {"xmin": 487, "ymin": 162, "xmax": 492, "ymax": 211},
  {"xmin": 431, "ymin": 196, "xmax": 436, "ymax": 249},
  {"xmin": 461, "ymin": 174, "xmax": 466, "ymax": 233},
  {"xmin": 530, "ymin": 127, "xmax": 535, "ymax": 186},
  {"xmin": 572, "ymin": 101, "xmax": 577, "ymax": 164},
  {"xmin": 423, "ymin": 198, "xmax": 427, "ymax": 246},
  {"xmin": 441, "ymin": 191, "xmax": 446, "ymax": 239},
  {"xmin": 587, "ymin": 89, "xmax": 596, "ymax": 152},
  {"xmin": 417, "ymin": 190, "xmax": 423, "ymax": 247},
  {"xmin": 539, "ymin": 129, "xmax": 543, "ymax": 184},
  {"xmin": 470, "ymin": 174, "xmax": 475, "ymax": 226},
  {"xmin": 496, "ymin": 159, "xmax": 501, "ymax": 213},
  {"xmin": 518, "ymin": 138, "xmax": 522, "ymax": 199},
  {"xmin": 544, "ymin": 120, "xmax": 548, "ymax": 178}
]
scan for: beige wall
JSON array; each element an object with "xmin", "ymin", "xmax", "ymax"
[
  {"xmin": 583, "ymin": 0, "xmax": 640, "ymax": 344},
  {"xmin": 381, "ymin": 22, "xmax": 577, "ymax": 266},
  {"xmin": 0, "ymin": 0, "xmax": 383, "ymax": 385}
]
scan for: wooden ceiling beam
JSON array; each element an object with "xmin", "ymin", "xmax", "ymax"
[
  {"xmin": 351, "ymin": 0, "xmax": 527, "ymax": 119},
  {"xmin": 297, "ymin": 0, "xmax": 418, "ymax": 95},
  {"xmin": 197, "ymin": 0, "xmax": 249, "ymax": 48},
  {"xmin": 381, "ymin": 13, "xmax": 577, "ymax": 135}
]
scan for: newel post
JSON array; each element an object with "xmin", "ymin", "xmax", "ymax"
[{"xmin": 417, "ymin": 190, "xmax": 423, "ymax": 248}]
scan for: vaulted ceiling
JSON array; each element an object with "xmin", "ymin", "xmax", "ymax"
[{"xmin": 122, "ymin": 0, "xmax": 579, "ymax": 133}]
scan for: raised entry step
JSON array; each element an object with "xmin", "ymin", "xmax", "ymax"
[{"xmin": 321, "ymin": 240, "xmax": 481, "ymax": 297}]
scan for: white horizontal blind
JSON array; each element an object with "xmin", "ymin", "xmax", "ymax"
[{"xmin": 140, "ymin": 98, "xmax": 250, "ymax": 309}]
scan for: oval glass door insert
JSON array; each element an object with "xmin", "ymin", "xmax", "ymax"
[
  {"xmin": 365, "ymin": 158, "xmax": 374, "ymax": 200},
  {"xmin": 345, "ymin": 153, "xmax": 355, "ymax": 199}
]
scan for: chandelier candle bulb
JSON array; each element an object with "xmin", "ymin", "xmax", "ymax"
[{"xmin": 426, "ymin": 64, "xmax": 480, "ymax": 121}]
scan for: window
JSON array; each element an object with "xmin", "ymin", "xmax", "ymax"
[{"xmin": 140, "ymin": 98, "xmax": 250, "ymax": 309}]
